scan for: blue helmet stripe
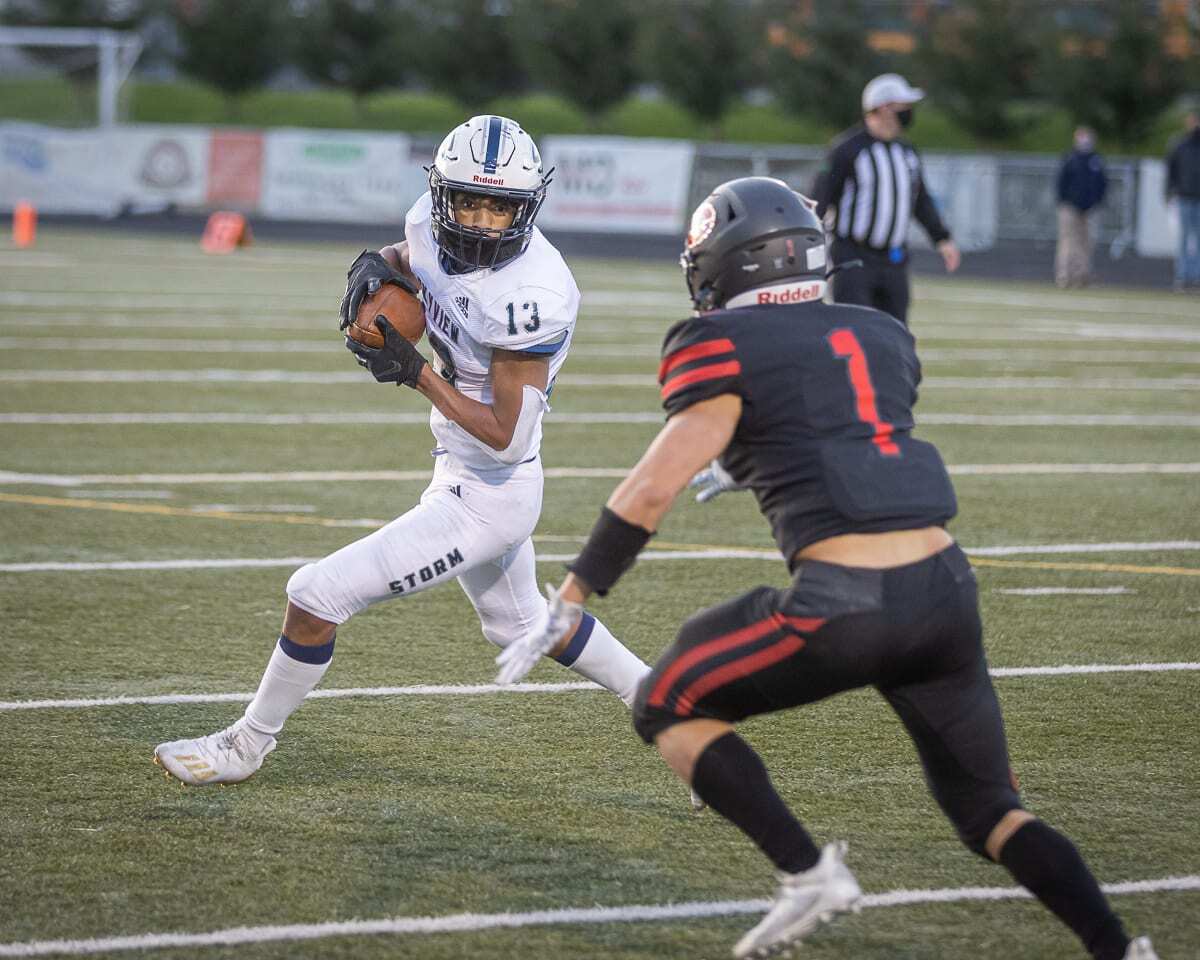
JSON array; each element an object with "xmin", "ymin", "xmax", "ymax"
[{"xmin": 482, "ymin": 116, "xmax": 502, "ymax": 174}]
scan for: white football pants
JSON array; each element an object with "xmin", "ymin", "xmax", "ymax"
[{"xmin": 286, "ymin": 453, "xmax": 547, "ymax": 650}]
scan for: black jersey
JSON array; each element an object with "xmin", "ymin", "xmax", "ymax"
[{"xmin": 658, "ymin": 300, "xmax": 957, "ymax": 566}]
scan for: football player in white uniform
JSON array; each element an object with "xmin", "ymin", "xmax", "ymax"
[{"xmin": 154, "ymin": 116, "xmax": 651, "ymax": 785}]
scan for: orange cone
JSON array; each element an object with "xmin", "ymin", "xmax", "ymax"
[
  {"xmin": 13, "ymin": 202, "xmax": 37, "ymax": 248},
  {"xmin": 201, "ymin": 211, "xmax": 251, "ymax": 254}
]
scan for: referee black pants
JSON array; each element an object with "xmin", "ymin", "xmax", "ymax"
[{"xmin": 831, "ymin": 242, "xmax": 911, "ymax": 326}]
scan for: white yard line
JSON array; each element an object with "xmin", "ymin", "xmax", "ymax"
[
  {"xmin": 4, "ymin": 664, "xmax": 1199, "ymax": 713},
  {"xmin": 2, "ymin": 464, "xmax": 1197, "ymax": 487},
  {"xmin": 3, "ymin": 412, "xmax": 1200, "ymax": 427},
  {"xmin": 8, "ymin": 326, "xmax": 1200, "ymax": 354},
  {"xmin": 919, "ymin": 287, "xmax": 1200, "ymax": 317},
  {"xmin": 5, "ymin": 370, "xmax": 1200, "ymax": 391},
  {"xmin": 918, "ymin": 347, "xmax": 1200, "ymax": 365},
  {"xmin": 2, "ymin": 541, "xmax": 1198, "ymax": 574},
  {"xmin": 966, "ymin": 540, "xmax": 1200, "ymax": 556},
  {"xmin": 0, "ymin": 875, "xmax": 1194, "ymax": 957},
  {"xmin": 996, "ymin": 587, "xmax": 1134, "ymax": 596}
]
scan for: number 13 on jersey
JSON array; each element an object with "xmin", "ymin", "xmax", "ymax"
[{"xmin": 506, "ymin": 301, "xmax": 540, "ymax": 336}]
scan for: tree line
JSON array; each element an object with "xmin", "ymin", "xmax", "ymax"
[{"xmin": 5, "ymin": 0, "xmax": 1198, "ymax": 149}]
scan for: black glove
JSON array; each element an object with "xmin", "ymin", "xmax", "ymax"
[
  {"xmin": 338, "ymin": 249, "xmax": 418, "ymax": 332},
  {"xmin": 345, "ymin": 318, "xmax": 428, "ymax": 388}
]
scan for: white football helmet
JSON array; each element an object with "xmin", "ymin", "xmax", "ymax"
[{"xmin": 428, "ymin": 115, "xmax": 551, "ymax": 273}]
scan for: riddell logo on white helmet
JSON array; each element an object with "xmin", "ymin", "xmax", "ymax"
[
  {"xmin": 725, "ymin": 279, "xmax": 828, "ymax": 309},
  {"xmin": 472, "ymin": 174, "xmax": 506, "ymax": 186}
]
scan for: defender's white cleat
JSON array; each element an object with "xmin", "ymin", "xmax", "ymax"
[
  {"xmin": 733, "ymin": 841, "xmax": 861, "ymax": 959},
  {"xmin": 1124, "ymin": 937, "xmax": 1159, "ymax": 960},
  {"xmin": 154, "ymin": 720, "xmax": 276, "ymax": 786}
]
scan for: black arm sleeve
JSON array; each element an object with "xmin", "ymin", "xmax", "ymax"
[
  {"xmin": 812, "ymin": 140, "xmax": 855, "ymax": 221},
  {"xmin": 913, "ymin": 172, "xmax": 951, "ymax": 245}
]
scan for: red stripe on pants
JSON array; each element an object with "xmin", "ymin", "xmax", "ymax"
[
  {"xmin": 674, "ymin": 632, "xmax": 808, "ymax": 716},
  {"xmin": 647, "ymin": 612, "xmax": 826, "ymax": 711}
]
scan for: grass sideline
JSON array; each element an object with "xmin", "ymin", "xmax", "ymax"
[{"xmin": 1, "ymin": 229, "xmax": 1198, "ymax": 959}]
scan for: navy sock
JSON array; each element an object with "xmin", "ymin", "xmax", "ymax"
[
  {"xmin": 999, "ymin": 820, "xmax": 1129, "ymax": 960},
  {"xmin": 552, "ymin": 612, "xmax": 594, "ymax": 667},
  {"xmin": 691, "ymin": 732, "xmax": 820, "ymax": 874},
  {"xmin": 278, "ymin": 632, "xmax": 335, "ymax": 665}
]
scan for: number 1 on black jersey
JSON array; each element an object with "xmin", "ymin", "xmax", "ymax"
[{"xmin": 827, "ymin": 328, "xmax": 900, "ymax": 457}]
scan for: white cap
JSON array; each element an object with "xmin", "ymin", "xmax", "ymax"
[{"xmin": 862, "ymin": 73, "xmax": 925, "ymax": 113}]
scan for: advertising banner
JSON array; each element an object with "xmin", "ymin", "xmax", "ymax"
[
  {"xmin": 259, "ymin": 129, "xmax": 425, "ymax": 223},
  {"xmin": 0, "ymin": 123, "xmax": 209, "ymax": 216},
  {"xmin": 539, "ymin": 136, "xmax": 695, "ymax": 234},
  {"xmin": 207, "ymin": 130, "xmax": 264, "ymax": 208},
  {"xmin": 109, "ymin": 125, "xmax": 210, "ymax": 210},
  {"xmin": 1, "ymin": 123, "xmax": 122, "ymax": 215}
]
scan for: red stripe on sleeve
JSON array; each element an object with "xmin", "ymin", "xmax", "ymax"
[
  {"xmin": 658, "ymin": 338, "xmax": 736, "ymax": 383},
  {"xmin": 660, "ymin": 360, "xmax": 742, "ymax": 401}
]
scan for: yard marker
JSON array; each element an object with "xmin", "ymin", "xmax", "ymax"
[{"xmin": 0, "ymin": 875, "xmax": 1194, "ymax": 957}]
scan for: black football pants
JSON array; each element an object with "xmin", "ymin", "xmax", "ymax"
[
  {"xmin": 831, "ymin": 247, "xmax": 911, "ymax": 326},
  {"xmin": 632, "ymin": 545, "xmax": 1022, "ymax": 855}
]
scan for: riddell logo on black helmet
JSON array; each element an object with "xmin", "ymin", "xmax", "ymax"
[{"xmin": 757, "ymin": 281, "xmax": 824, "ymax": 304}]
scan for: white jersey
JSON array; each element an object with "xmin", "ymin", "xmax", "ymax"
[{"xmin": 404, "ymin": 192, "xmax": 580, "ymax": 470}]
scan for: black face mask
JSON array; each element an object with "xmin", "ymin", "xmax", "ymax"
[{"xmin": 896, "ymin": 108, "xmax": 914, "ymax": 129}]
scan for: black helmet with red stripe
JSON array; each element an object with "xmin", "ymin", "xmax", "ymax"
[{"xmin": 680, "ymin": 176, "xmax": 826, "ymax": 312}]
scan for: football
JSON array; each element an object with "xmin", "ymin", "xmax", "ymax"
[{"xmin": 347, "ymin": 283, "xmax": 425, "ymax": 348}]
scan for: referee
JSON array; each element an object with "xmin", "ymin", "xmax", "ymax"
[{"xmin": 812, "ymin": 73, "xmax": 961, "ymax": 326}]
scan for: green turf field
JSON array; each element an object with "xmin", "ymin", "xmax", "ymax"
[{"xmin": 1, "ymin": 229, "xmax": 1197, "ymax": 959}]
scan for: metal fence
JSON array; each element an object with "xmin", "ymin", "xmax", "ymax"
[{"xmin": 689, "ymin": 142, "xmax": 1141, "ymax": 255}]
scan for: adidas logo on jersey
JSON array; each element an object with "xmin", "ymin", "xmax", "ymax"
[{"xmin": 454, "ymin": 296, "xmax": 470, "ymax": 317}]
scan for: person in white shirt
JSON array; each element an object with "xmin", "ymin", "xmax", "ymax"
[{"xmin": 154, "ymin": 115, "xmax": 649, "ymax": 786}]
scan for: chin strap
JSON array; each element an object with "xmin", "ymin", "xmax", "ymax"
[{"xmin": 825, "ymin": 258, "xmax": 864, "ymax": 279}]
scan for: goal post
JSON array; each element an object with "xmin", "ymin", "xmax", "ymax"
[{"xmin": 0, "ymin": 26, "xmax": 143, "ymax": 127}]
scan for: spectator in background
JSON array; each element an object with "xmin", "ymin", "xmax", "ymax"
[
  {"xmin": 1166, "ymin": 111, "xmax": 1200, "ymax": 292},
  {"xmin": 811, "ymin": 73, "xmax": 960, "ymax": 328},
  {"xmin": 1055, "ymin": 127, "xmax": 1107, "ymax": 289}
]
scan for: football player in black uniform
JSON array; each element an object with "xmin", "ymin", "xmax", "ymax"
[{"xmin": 495, "ymin": 177, "xmax": 1156, "ymax": 960}]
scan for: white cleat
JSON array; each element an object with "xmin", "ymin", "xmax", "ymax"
[
  {"xmin": 154, "ymin": 720, "xmax": 276, "ymax": 786},
  {"xmin": 733, "ymin": 841, "xmax": 862, "ymax": 959},
  {"xmin": 1124, "ymin": 937, "xmax": 1160, "ymax": 960},
  {"xmin": 690, "ymin": 788, "xmax": 707, "ymax": 812}
]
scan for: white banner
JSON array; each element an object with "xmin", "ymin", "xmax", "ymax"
[
  {"xmin": 108, "ymin": 125, "xmax": 210, "ymax": 211},
  {"xmin": 539, "ymin": 136, "xmax": 695, "ymax": 234},
  {"xmin": 1135, "ymin": 159, "xmax": 1177, "ymax": 258},
  {"xmin": 260, "ymin": 129, "xmax": 424, "ymax": 223},
  {"xmin": 0, "ymin": 123, "xmax": 209, "ymax": 216},
  {"xmin": 910, "ymin": 154, "xmax": 998, "ymax": 253}
]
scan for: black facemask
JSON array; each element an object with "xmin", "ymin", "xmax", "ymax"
[{"xmin": 896, "ymin": 108, "xmax": 914, "ymax": 129}]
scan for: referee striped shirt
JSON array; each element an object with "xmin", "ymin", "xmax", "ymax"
[{"xmin": 811, "ymin": 126, "xmax": 950, "ymax": 260}]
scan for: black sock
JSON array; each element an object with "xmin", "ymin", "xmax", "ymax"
[
  {"xmin": 691, "ymin": 732, "xmax": 820, "ymax": 874},
  {"xmin": 998, "ymin": 819, "xmax": 1129, "ymax": 960}
]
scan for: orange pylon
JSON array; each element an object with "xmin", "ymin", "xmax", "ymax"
[{"xmin": 13, "ymin": 202, "xmax": 36, "ymax": 248}]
